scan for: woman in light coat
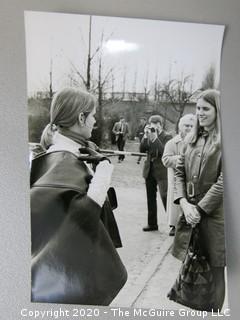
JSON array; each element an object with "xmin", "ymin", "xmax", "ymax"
[
  {"xmin": 172, "ymin": 89, "xmax": 225, "ymax": 311},
  {"xmin": 162, "ymin": 114, "xmax": 195, "ymax": 236}
]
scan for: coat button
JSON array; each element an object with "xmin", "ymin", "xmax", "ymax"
[{"xmin": 192, "ymin": 175, "xmax": 198, "ymax": 182}]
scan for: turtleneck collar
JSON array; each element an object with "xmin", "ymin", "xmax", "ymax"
[
  {"xmin": 47, "ymin": 132, "xmax": 83, "ymax": 157},
  {"xmin": 58, "ymin": 127, "xmax": 88, "ymax": 146}
]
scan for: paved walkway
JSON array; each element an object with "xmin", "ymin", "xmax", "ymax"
[
  {"xmin": 109, "ymin": 142, "xmax": 181, "ymax": 309},
  {"xmin": 111, "ymin": 235, "xmax": 177, "ymax": 308}
]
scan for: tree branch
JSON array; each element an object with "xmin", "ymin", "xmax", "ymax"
[{"xmin": 68, "ymin": 60, "xmax": 87, "ymax": 88}]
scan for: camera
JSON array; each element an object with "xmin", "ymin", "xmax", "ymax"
[{"xmin": 144, "ymin": 125, "xmax": 157, "ymax": 135}]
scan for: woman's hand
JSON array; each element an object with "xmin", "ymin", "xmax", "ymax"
[
  {"xmin": 87, "ymin": 160, "xmax": 114, "ymax": 207},
  {"xmin": 174, "ymin": 155, "xmax": 183, "ymax": 168},
  {"xmin": 180, "ymin": 198, "xmax": 201, "ymax": 226}
]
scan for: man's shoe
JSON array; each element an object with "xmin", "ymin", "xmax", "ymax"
[
  {"xmin": 142, "ymin": 225, "xmax": 158, "ymax": 232},
  {"xmin": 169, "ymin": 226, "xmax": 175, "ymax": 236}
]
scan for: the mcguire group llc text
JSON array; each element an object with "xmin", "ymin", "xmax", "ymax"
[
  {"xmin": 20, "ymin": 307, "xmax": 231, "ymax": 319},
  {"xmin": 110, "ymin": 307, "xmax": 230, "ymax": 318}
]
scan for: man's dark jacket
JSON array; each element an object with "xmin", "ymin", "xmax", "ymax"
[{"xmin": 140, "ymin": 131, "xmax": 172, "ymax": 180}]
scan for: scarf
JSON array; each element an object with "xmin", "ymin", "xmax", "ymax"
[{"xmin": 198, "ymin": 128, "xmax": 209, "ymax": 138}]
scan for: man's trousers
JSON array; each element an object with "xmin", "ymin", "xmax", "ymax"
[{"xmin": 145, "ymin": 166, "xmax": 167, "ymax": 227}]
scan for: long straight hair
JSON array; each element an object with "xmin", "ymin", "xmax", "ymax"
[{"xmin": 186, "ymin": 89, "xmax": 221, "ymax": 153}]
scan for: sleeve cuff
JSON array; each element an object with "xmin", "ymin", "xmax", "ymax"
[{"xmin": 196, "ymin": 204, "xmax": 207, "ymax": 216}]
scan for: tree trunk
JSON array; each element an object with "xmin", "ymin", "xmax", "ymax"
[
  {"xmin": 86, "ymin": 16, "xmax": 92, "ymax": 91},
  {"xmin": 97, "ymin": 57, "xmax": 103, "ymax": 145},
  {"xmin": 175, "ymin": 105, "xmax": 185, "ymax": 132}
]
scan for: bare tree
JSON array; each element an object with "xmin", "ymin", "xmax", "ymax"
[
  {"xmin": 154, "ymin": 71, "xmax": 158, "ymax": 102},
  {"xmin": 122, "ymin": 67, "xmax": 127, "ymax": 100},
  {"xmin": 131, "ymin": 69, "xmax": 138, "ymax": 100},
  {"xmin": 68, "ymin": 16, "xmax": 113, "ymax": 93},
  {"xmin": 49, "ymin": 57, "xmax": 53, "ymax": 99},
  {"xmin": 65, "ymin": 18, "xmax": 115, "ymax": 146},
  {"xmin": 152, "ymin": 71, "xmax": 163, "ymax": 102},
  {"xmin": 143, "ymin": 67, "xmax": 150, "ymax": 103},
  {"xmin": 160, "ymin": 74, "xmax": 195, "ymax": 130},
  {"xmin": 86, "ymin": 16, "xmax": 92, "ymax": 90},
  {"xmin": 95, "ymin": 40, "xmax": 114, "ymax": 144},
  {"xmin": 111, "ymin": 70, "xmax": 115, "ymax": 100},
  {"xmin": 201, "ymin": 64, "xmax": 216, "ymax": 90}
]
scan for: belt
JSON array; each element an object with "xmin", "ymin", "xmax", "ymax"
[
  {"xmin": 187, "ymin": 181, "xmax": 195, "ymax": 198},
  {"xmin": 186, "ymin": 180, "xmax": 206, "ymax": 203}
]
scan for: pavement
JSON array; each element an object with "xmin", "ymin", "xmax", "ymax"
[
  {"xmin": 108, "ymin": 141, "xmax": 228, "ymax": 311},
  {"xmin": 108, "ymin": 141, "xmax": 183, "ymax": 310},
  {"xmin": 111, "ymin": 232, "xmax": 179, "ymax": 309},
  {"xmin": 110, "ymin": 186, "xmax": 182, "ymax": 309}
]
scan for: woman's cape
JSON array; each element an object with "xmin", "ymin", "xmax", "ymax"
[{"xmin": 30, "ymin": 151, "xmax": 127, "ymax": 305}]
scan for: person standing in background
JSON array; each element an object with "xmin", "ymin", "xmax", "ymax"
[
  {"xmin": 136, "ymin": 117, "xmax": 147, "ymax": 164},
  {"xmin": 162, "ymin": 114, "xmax": 195, "ymax": 236},
  {"xmin": 136, "ymin": 117, "xmax": 147, "ymax": 142},
  {"xmin": 112, "ymin": 116, "xmax": 129, "ymax": 163},
  {"xmin": 140, "ymin": 115, "xmax": 172, "ymax": 231}
]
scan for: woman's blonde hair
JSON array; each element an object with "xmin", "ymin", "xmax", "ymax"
[
  {"xmin": 40, "ymin": 87, "xmax": 96, "ymax": 149},
  {"xmin": 186, "ymin": 89, "xmax": 221, "ymax": 151},
  {"xmin": 178, "ymin": 113, "xmax": 195, "ymax": 133}
]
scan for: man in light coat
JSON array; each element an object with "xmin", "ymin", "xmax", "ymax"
[{"xmin": 112, "ymin": 117, "xmax": 129, "ymax": 163}]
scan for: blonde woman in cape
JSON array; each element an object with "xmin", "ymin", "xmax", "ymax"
[{"xmin": 30, "ymin": 87, "xmax": 127, "ymax": 305}]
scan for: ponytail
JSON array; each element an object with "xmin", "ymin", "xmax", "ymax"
[{"xmin": 40, "ymin": 123, "xmax": 57, "ymax": 150}]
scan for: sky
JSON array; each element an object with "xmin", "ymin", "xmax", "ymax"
[{"xmin": 24, "ymin": 11, "xmax": 224, "ymax": 95}]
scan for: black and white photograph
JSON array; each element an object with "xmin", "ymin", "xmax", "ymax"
[{"xmin": 25, "ymin": 11, "xmax": 227, "ymax": 312}]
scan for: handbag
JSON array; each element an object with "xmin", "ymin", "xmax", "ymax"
[{"xmin": 167, "ymin": 226, "xmax": 215, "ymax": 311}]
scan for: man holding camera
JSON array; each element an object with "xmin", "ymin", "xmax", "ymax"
[{"xmin": 140, "ymin": 115, "xmax": 172, "ymax": 231}]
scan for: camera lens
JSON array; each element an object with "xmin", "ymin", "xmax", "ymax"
[{"xmin": 150, "ymin": 127, "xmax": 156, "ymax": 133}]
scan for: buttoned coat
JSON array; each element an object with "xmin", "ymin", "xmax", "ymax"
[
  {"xmin": 140, "ymin": 131, "xmax": 172, "ymax": 180},
  {"xmin": 172, "ymin": 133, "xmax": 225, "ymax": 267}
]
